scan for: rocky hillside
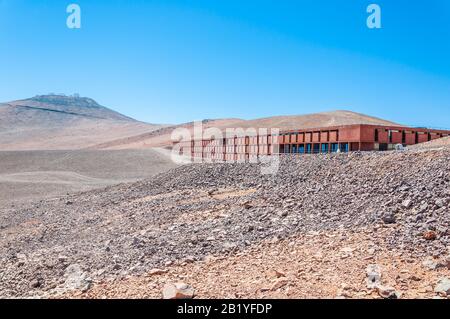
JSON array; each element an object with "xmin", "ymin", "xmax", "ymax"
[
  {"xmin": 0, "ymin": 148, "xmax": 448, "ymax": 298},
  {"xmin": 0, "ymin": 95, "xmax": 165, "ymax": 150}
]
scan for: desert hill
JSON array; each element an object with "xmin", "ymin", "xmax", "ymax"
[
  {"xmin": 93, "ymin": 110, "xmax": 401, "ymax": 150},
  {"xmin": 0, "ymin": 95, "xmax": 166, "ymax": 150}
]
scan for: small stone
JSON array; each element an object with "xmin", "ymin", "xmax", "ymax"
[
  {"xmin": 58, "ymin": 255, "xmax": 68, "ymax": 263},
  {"xmin": 149, "ymin": 268, "xmax": 168, "ymax": 276},
  {"xmin": 402, "ymin": 199, "xmax": 413, "ymax": 209},
  {"xmin": 434, "ymin": 199, "xmax": 445, "ymax": 208},
  {"xmin": 422, "ymin": 257, "xmax": 439, "ymax": 270},
  {"xmin": 377, "ymin": 286, "xmax": 400, "ymax": 299},
  {"xmin": 418, "ymin": 203, "xmax": 429, "ymax": 213},
  {"xmin": 64, "ymin": 264, "xmax": 92, "ymax": 292},
  {"xmin": 381, "ymin": 212, "xmax": 396, "ymax": 224},
  {"xmin": 434, "ymin": 278, "xmax": 450, "ymax": 296},
  {"xmin": 243, "ymin": 202, "xmax": 253, "ymax": 209},
  {"xmin": 184, "ymin": 256, "xmax": 195, "ymax": 263},
  {"xmin": 366, "ymin": 264, "xmax": 382, "ymax": 289},
  {"xmin": 423, "ymin": 231, "xmax": 437, "ymax": 240},
  {"xmin": 162, "ymin": 283, "xmax": 194, "ymax": 299},
  {"xmin": 273, "ymin": 270, "xmax": 286, "ymax": 278},
  {"xmin": 30, "ymin": 279, "xmax": 42, "ymax": 288},
  {"xmin": 270, "ymin": 279, "xmax": 288, "ymax": 291}
]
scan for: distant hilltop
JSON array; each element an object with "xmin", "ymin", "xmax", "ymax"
[{"xmin": 0, "ymin": 94, "xmax": 165, "ymax": 150}]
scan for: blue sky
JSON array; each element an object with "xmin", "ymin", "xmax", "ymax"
[{"xmin": 0, "ymin": 0, "xmax": 449, "ymax": 127}]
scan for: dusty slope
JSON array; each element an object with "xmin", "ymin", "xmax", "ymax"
[
  {"xmin": 0, "ymin": 95, "xmax": 166, "ymax": 150},
  {"xmin": 0, "ymin": 148, "xmax": 448, "ymax": 298},
  {"xmin": 0, "ymin": 149, "xmax": 178, "ymax": 207},
  {"xmin": 411, "ymin": 136, "xmax": 450, "ymax": 150},
  {"xmin": 93, "ymin": 110, "xmax": 401, "ymax": 150}
]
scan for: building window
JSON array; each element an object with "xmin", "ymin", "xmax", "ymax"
[
  {"xmin": 306, "ymin": 144, "xmax": 312, "ymax": 153},
  {"xmin": 375, "ymin": 129, "xmax": 379, "ymax": 142},
  {"xmin": 340, "ymin": 143, "xmax": 349, "ymax": 153},
  {"xmin": 331, "ymin": 143, "xmax": 339, "ymax": 152},
  {"xmin": 298, "ymin": 144, "xmax": 305, "ymax": 154},
  {"xmin": 313, "ymin": 144, "xmax": 320, "ymax": 154},
  {"xmin": 321, "ymin": 144, "xmax": 329, "ymax": 153}
]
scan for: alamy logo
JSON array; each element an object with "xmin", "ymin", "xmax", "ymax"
[
  {"xmin": 367, "ymin": 4, "xmax": 382, "ymax": 29},
  {"xmin": 66, "ymin": 4, "xmax": 81, "ymax": 29}
]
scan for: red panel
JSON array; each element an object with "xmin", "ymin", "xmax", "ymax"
[
  {"xmin": 404, "ymin": 133, "xmax": 415, "ymax": 145},
  {"xmin": 290, "ymin": 134, "xmax": 297, "ymax": 143},
  {"xmin": 329, "ymin": 131, "xmax": 338, "ymax": 142},
  {"xmin": 320, "ymin": 132, "xmax": 328, "ymax": 142},
  {"xmin": 338, "ymin": 127, "xmax": 360, "ymax": 142},
  {"xmin": 391, "ymin": 131, "xmax": 402, "ymax": 144},
  {"xmin": 430, "ymin": 133, "xmax": 441, "ymax": 140},
  {"xmin": 417, "ymin": 133, "xmax": 428, "ymax": 143},
  {"xmin": 305, "ymin": 133, "xmax": 312, "ymax": 143},
  {"xmin": 378, "ymin": 130, "xmax": 389, "ymax": 143},
  {"xmin": 312, "ymin": 132, "xmax": 320, "ymax": 142}
]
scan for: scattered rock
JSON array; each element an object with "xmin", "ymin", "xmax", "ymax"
[
  {"xmin": 162, "ymin": 283, "xmax": 195, "ymax": 299},
  {"xmin": 30, "ymin": 279, "xmax": 42, "ymax": 289},
  {"xmin": 423, "ymin": 231, "xmax": 437, "ymax": 241},
  {"xmin": 434, "ymin": 278, "xmax": 450, "ymax": 296},
  {"xmin": 270, "ymin": 279, "xmax": 288, "ymax": 291},
  {"xmin": 402, "ymin": 199, "xmax": 413, "ymax": 209},
  {"xmin": 381, "ymin": 212, "xmax": 396, "ymax": 224},
  {"xmin": 377, "ymin": 286, "xmax": 400, "ymax": 299},
  {"xmin": 64, "ymin": 264, "xmax": 92, "ymax": 293},
  {"xmin": 148, "ymin": 268, "xmax": 168, "ymax": 276},
  {"xmin": 366, "ymin": 264, "xmax": 382, "ymax": 289}
]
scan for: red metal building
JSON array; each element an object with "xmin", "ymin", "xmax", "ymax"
[{"xmin": 176, "ymin": 124, "xmax": 450, "ymax": 161}]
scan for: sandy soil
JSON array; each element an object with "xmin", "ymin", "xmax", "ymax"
[
  {"xmin": 0, "ymin": 149, "xmax": 178, "ymax": 207},
  {"xmin": 65, "ymin": 226, "xmax": 450, "ymax": 299}
]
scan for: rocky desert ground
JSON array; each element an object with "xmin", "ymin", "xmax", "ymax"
[
  {"xmin": 0, "ymin": 145, "xmax": 449, "ymax": 299},
  {"xmin": 1, "ymin": 95, "xmax": 449, "ymax": 299}
]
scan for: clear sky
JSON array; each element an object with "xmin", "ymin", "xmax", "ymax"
[{"xmin": 0, "ymin": 0, "xmax": 449, "ymax": 127}]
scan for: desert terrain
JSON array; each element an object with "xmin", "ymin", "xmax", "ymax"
[
  {"xmin": 0, "ymin": 149, "xmax": 178, "ymax": 207},
  {"xmin": 0, "ymin": 147, "xmax": 449, "ymax": 299},
  {"xmin": 0, "ymin": 95, "xmax": 449, "ymax": 299}
]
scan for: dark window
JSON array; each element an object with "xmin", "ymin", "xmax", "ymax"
[
  {"xmin": 298, "ymin": 145, "xmax": 305, "ymax": 154},
  {"xmin": 291, "ymin": 145, "xmax": 297, "ymax": 153},
  {"xmin": 379, "ymin": 143, "xmax": 388, "ymax": 151},
  {"xmin": 340, "ymin": 143, "xmax": 349, "ymax": 153},
  {"xmin": 331, "ymin": 143, "xmax": 339, "ymax": 152},
  {"xmin": 306, "ymin": 144, "xmax": 312, "ymax": 153},
  {"xmin": 321, "ymin": 144, "xmax": 329, "ymax": 153},
  {"xmin": 313, "ymin": 144, "xmax": 320, "ymax": 153},
  {"xmin": 374, "ymin": 129, "xmax": 379, "ymax": 142},
  {"xmin": 402, "ymin": 131, "xmax": 406, "ymax": 144}
]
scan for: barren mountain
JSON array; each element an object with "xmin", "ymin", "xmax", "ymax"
[
  {"xmin": 0, "ymin": 95, "xmax": 166, "ymax": 150},
  {"xmin": 93, "ymin": 110, "xmax": 401, "ymax": 150}
]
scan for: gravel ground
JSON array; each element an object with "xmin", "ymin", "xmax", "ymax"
[
  {"xmin": 0, "ymin": 148, "xmax": 449, "ymax": 298},
  {"xmin": 0, "ymin": 149, "xmax": 178, "ymax": 207}
]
